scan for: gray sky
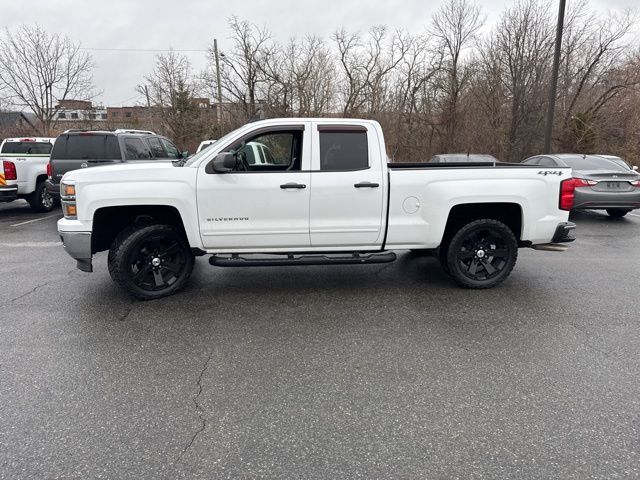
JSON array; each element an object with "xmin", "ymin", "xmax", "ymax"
[{"xmin": 1, "ymin": 0, "xmax": 637, "ymax": 106}]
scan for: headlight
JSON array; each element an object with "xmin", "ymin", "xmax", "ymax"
[{"xmin": 60, "ymin": 182, "xmax": 77, "ymax": 219}]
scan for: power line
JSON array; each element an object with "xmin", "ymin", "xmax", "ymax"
[{"xmin": 80, "ymin": 47, "xmax": 208, "ymax": 53}]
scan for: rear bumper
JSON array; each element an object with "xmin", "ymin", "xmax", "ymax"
[
  {"xmin": 573, "ymin": 189, "xmax": 640, "ymax": 210},
  {"xmin": 0, "ymin": 185, "xmax": 18, "ymax": 202},
  {"xmin": 45, "ymin": 179, "xmax": 60, "ymax": 200},
  {"xmin": 551, "ymin": 222, "xmax": 576, "ymax": 243},
  {"xmin": 59, "ymin": 231, "xmax": 93, "ymax": 272}
]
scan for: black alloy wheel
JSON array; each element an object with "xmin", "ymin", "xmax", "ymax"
[
  {"xmin": 108, "ymin": 225, "xmax": 194, "ymax": 300},
  {"xmin": 446, "ymin": 219, "xmax": 518, "ymax": 289}
]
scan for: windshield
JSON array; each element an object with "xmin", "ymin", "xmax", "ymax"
[
  {"xmin": 183, "ymin": 128, "xmax": 242, "ymax": 167},
  {"xmin": 1, "ymin": 141, "xmax": 53, "ymax": 155},
  {"xmin": 562, "ymin": 157, "xmax": 629, "ymax": 171}
]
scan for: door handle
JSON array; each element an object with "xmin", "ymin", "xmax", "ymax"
[
  {"xmin": 280, "ymin": 183, "xmax": 306, "ymax": 189},
  {"xmin": 354, "ymin": 182, "xmax": 380, "ymax": 188}
]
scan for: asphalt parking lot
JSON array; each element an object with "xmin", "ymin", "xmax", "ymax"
[{"xmin": 0, "ymin": 200, "xmax": 639, "ymax": 479}]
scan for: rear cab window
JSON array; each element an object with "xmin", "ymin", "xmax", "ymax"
[{"xmin": 1, "ymin": 140, "xmax": 53, "ymax": 155}]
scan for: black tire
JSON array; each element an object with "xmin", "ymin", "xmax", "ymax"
[
  {"xmin": 28, "ymin": 181, "xmax": 55, "ymax": 213},
  {"xmin": 108, "ymin": 224, "xmax": 194, "ymax": 300},
  {"xmin": 606, "ymin": 208, "xmax": 630, "ymax": 218},
  {"xmin": 446, "ymin": 219, "xmax": 518, "ymax": 289}
]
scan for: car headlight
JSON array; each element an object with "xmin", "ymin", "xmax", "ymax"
[{"xmin": 60, "ymin": 182, "xmax": 77, "ymax": 219}]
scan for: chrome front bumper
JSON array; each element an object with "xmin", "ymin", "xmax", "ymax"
[{"xmin": 59, "ymin": 231, "xmax": 93, "ymax": 272}]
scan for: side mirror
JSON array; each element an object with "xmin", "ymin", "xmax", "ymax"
[
  {"xmin": 181, "ymin": 151, "xmax": 190, "ymax": 158},
  {"xmin": 206, "ymin": 152, "xmax": 236, "ymax": 174}
]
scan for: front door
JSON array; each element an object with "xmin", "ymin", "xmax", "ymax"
[{"xmin": 197, "ymin": 124, "xmax": 311, "ymax": 250}]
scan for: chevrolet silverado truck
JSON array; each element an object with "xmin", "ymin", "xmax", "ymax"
[
  {"xmin": 57, "ymin": 118, "xmax": 576, "ymax": 300},
  {"xmin": 0, "ymin": 137, "xmax": 56, "ymax": 211}
]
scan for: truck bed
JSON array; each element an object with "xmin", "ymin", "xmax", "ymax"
[{"xmin": 387, "ymin": 161, "xmax": 534, "ymax": 169}]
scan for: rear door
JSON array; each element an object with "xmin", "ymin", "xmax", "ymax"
[
  {"xmin": 49, "ymin": 133, "xmax": 121, "ymax": 185},
  {"xmin": 309, "ymin": 124, "xmax": 385, "ymax": 248}
]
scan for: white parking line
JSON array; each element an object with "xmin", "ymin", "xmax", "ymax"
[
  {"xmin": 0, "ymin": 241, "xmax": 61, "ymax": 247},
  {"xmin": 10, "ymin": 215, "xmax": 59, "ymax": 227}
]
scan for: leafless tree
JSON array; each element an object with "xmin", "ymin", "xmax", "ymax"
[
  {"xmin": 138, "ymin": 50, "xmax": 206, "ymax": 149},
  {"xmin": 431, "ymin": 0, "xmax": 484, "ymax": 150},
  {"xmin": 0, "ymin": 24, "xmax": 94, "ymax": 136}
]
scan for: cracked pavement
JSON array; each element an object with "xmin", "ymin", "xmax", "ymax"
[{"xmin": 1, "ymin": 200, "xmax": 639, "ymax": 479}]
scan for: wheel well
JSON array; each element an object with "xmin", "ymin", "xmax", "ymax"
[
  {"xmin": 442, "ymin": 203, "xmax": 523, "ymax": 247},
  {"xmin": 92, "ymin": 205, "xmax": 187, "ymax": 253},
  {"xmin": 36, "ymin": 174, "xmax": 48, "ymax": 185}
]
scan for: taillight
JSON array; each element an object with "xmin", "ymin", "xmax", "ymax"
[
  {"xmin": 574, "ymin": 178, "xmax": 597, "ymax": 187},
  {"xmin": 559, "ymin": 178, "xmax": 576, "ymax": 211},
  {"xmin": 47, "ymin": 162, "xmax": 52, "ymax": 179},
  {"xmin": 2, "ymin": 160, "xmax": 17, "ymax": 180}
]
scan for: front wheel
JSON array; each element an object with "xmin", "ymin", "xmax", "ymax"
[
  {"xmin": 28, "ymin": 181, "xmax": 55, "ymax": 212},
  {"xmin": 446, "ymin": 219, "xmax": 518, "ymax": 289},
  {"xmin": 606, "ymin": 208, "xmax": 630, "ymax": 218},
  {"xmin": 108, "ymin": 224, "xmax": 195, "ymax": 300}
]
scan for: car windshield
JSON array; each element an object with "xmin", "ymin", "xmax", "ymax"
[
  {"xmin": 561, "ymin": 157, "xmax": 629, "ymax": 171},
  {"xmin": 183, "ymin": 129, "xmax": 243, "ymax": 167},
  {"xmin": 1, "ymin": 141, "xmax": 52, "ymax": 155}
]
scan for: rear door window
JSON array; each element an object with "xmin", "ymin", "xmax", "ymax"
[
  {"xmin": 1, "ymin": 142, "xmax": 53, "ymax": 155},
  {"xmin": 147, "ymin": 137, "xmax": 167, "ymax": 158},
  {"xmin": 50, "ymin": 134, "xmax": 121, "ymax": 160},
  {"xmin": 319, "ymin": 131, "xmax": 368, "ymax": 170},
  {"xmin": 160, "ymin": 138, "xmax": 180, "ymax": 159},
  {"xmin": 124, "ymin": 138, "xmax": 152, "ymax": 160}
]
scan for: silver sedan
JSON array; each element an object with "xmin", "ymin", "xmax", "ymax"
[{"xmin": 523, "ymin": 154, "xmax": 640, "ymax": 217}]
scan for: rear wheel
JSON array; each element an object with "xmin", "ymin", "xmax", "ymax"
[
  {"xmin": 606, "ymin": 208, "xmax": 630, "ymax": 218},
  {"xmin": 446, "ymin": 219, "xmax": 517, "ymax": 289},
  {"xmin": 28, "ymin": 181, "xmax": 54, "ymax": 212},
  {"xmin": 108, "ymin": 224, "xmax": 194, "ymax": 300}
]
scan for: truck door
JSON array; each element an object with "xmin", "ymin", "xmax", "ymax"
[
  {"xmin": 309, "ymin": 123, "xmax": 385, "ymax": 248},
  {"xmin": 197, "ymin": 123, "xmax": 312, "ymax": 250}
]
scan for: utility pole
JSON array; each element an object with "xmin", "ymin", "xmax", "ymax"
[
  {"xmin": 214, "ymin": 39, "xmax": 223, "ymax": 131},
  {"xmin": 543, "ymin": 0, "xmax": 566, "ymax": 153}
]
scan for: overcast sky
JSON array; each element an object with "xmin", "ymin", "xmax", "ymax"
[{"xmin": 1, "ymin": 0, "xmax": 637, "ymax": 106}]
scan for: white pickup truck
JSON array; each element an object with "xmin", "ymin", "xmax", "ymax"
[
  {"xmin": 57, "ymin": 118, "xmax": 576, "ymax": 300},
  {"xmin": 0, "ymin": 137, "xmax": 57, "ymax": 212}
]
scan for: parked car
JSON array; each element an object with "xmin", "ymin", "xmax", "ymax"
[
  {"xmin": 0, "ymin": 137, "xmax": 57, "ymax": 211},
  {"xmin": 429, "ymin": 154, "xmax": 499, "ymax": 163},
  {"xmin": 522, "ymin": 153, "xmax": 640, "ymax": 217},
  {"xmin": 196, "ymin": 139, "xmax": 217, "ymax": 153},
  {"xmin": 57, "ymin": 118, "xmax": 575, "ymax": 300},
  {"xmin": 46, "ymin": 129, "xmax": 184, "ymax": 200}
]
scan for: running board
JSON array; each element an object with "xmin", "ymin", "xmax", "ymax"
[{"xmin": 209, "ymin": 251, "xmax": 397, "ymax": 267}]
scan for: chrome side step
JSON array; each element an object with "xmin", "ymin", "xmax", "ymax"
[{"xmin": 209, "ymin": 251, "xmax": 397, "ymax": 267}]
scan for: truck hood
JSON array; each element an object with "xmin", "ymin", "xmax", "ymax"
[{"xmin": 62, "ymin": 161, "xmax": 178, "ymax": 183}]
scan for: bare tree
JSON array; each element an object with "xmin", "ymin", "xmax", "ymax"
[
  {"xmin": 138, "ymin": 50, "xmax": 206, "ymax": 149},
  {"xmin": 0, "ymin": 24, "xmax": 94, "ymax": 135},
  {"xmin": 431, "ymin": 0, "xmax": 484, "ymax": 150},
  {"xmin": 334, "ymin": 26, "xmax": 410, "ymax": 116},
  {"xmin": 210, "ymin": 16, "xmax": 274, "ymax": 123}
]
